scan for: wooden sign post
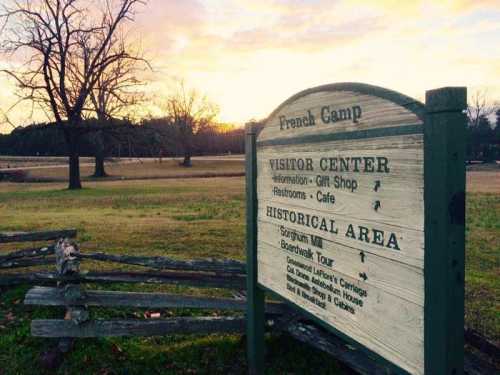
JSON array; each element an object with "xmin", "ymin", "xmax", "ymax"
[{"xmin": 246, "ymin": 83, "xmax": 466, "ymax": 374}]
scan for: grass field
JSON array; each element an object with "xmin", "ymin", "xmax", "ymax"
[
  {"xmin": 0, "ymin": 171, "xmax": 498, "ymax": 374},
  {"xmin": 1, "ymin": 158, "xmax": 245, "ymax": 183}
]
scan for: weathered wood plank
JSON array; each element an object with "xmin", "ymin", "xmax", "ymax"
[
  {"xmin": 258, "ymin": 246, "xmax": 424, "ymax": 372},
  {"xmin": 258, "ymin": 89, "xmax": 423, "ymax": 143},
  {"xmin": 257, "ymin": 135, "xmax": 424, "ymax": 230},
  {"xmin": 285, "ymin": 321, "xmax": 498, "ymax": 375},
  {"xmin": 257, "ymin": 200, "xmax": 424, "ymax": 268},
  {"xmin": 0, "ymin": 244, "xmax": 55, "ymax": 261},
  {"xmin": 0, "ymin": 229, "xmax": 77, "ymax": 244},
  {"xmin": 464, "ymin": 327, "xmax": 500, "ymax": 359},
  {"xmin": 258, "ymin": 223, "xmax": 424, "ymax": 305},
  {"xmin": 0, "ymin": 271, "xmax": 246, "ymax": 288},
  {"xmin": 31, "ymin": 317, "xmax": 246, "ymax": 337},
  {"xmin": 76, "ymin": 253, "xmax": 246, "ymax": 274},
  {"xmin": 24, "ymin": 286, "xmax": 286, "ymax": 314},
  {"xmin": 0, "ymin": 257, "xmax": 55, "ymax": 269},
  {"xmin": 286, "ymin": 321, "xmax": 391, "ymax": 374}
]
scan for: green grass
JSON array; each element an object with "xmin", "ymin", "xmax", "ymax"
[
  {"xmin": 0, "ymin": 178, "xmax": 346, "ymax": 374},
  {"xmin": 0, "ymin": 177, "xmax": 498, "ymax": 374},
  {"xmin": 0, "ymin": 284, "xmax": 343, "ymax": 375},
  {"xmin": 464, "ymin": 193, "xmax": 500, "ymax": 340}
]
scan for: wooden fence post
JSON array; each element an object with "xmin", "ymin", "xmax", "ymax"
[
  {"xmin": 55, "ymin": 238, "xmax": 86, "ymax": 352},
  {"xmin": 246, "ymin": 123, "xmax": 266, "ymax": 374},
  {"xmin": 424, "ymin": 87, "xmax": 467, "ymax": 374}
]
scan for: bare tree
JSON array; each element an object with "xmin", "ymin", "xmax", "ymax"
[
  {"xmin": 467, "ymin": 90, "xmax": 495, "ymax": 128},
  {"xmin": 87, "ymin": 40, "xmax": 149, "ymax": 177},
  {"xmin": 0, "ymin": 0, "xmax": 146, "ymax": 189},
  {"xmin": 465, "ymin": 90, "xmax": 500, "ymax": 162},
  {"xmin": 164, "ymin": 81, "xmax": 219, "ymax": 167}
]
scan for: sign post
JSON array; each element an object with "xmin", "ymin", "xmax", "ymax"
[
  {"xmin": 424, "ymin": 87, "xmax": 467, "ymax": 374},
  {"xmin": 246, "ymin": 122, "xmax": 266, "ymax": 375},
  {"xmin": 246, "ymin": 83, "xmax": 466, "ymax": 374}
]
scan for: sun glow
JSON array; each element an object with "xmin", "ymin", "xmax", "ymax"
[{"xmin": 1, "ymin": 0, "xmax": 499, "ymax": 133}]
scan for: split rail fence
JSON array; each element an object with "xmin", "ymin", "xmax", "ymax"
[{"xmin": 0, "ymin": 229, "xmax": 498, "ymax": 374}]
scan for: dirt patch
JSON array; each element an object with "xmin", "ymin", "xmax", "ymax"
[{"xmin": 467, "ymin": 171, "xmax": 500, "ymax": 193}]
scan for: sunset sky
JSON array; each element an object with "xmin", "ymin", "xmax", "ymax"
[{"xmin": 1, "ymin": 0, "xmax": 499, "ymax": 132}]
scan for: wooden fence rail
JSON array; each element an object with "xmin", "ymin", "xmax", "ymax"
[
  {"xmin": 75, "ymin": 252, "xmax": 246, "ymax": 274},
  {"xmin": 2, "ymin": 229, "xmax": 498, "ymax": 374},
  {"xmin": 31, "ymin": 317, "xmax": 248, "ymax": 338},
  {"xmin": 0, "ymin": 257, "xmax": 55, "ymax": 269},
  {"xmin": 0, "ymin": 270, "xmax": 247, "ymax": 288},
  {"xmin": 25, "ymin": 286, "xmax": 285, "ymax": 314},
  {"xmin": 0, "ymin": 229, "xmax": 77, "ymax": 244},
  {"xmin": 0, "ymin": 244, "xmax": 56, "ymax": 261}
]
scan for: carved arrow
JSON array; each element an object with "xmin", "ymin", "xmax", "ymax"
[
  {"xmin": 359, "ymin": 251, "xmax": 365, "ymax": 263},
  {"xmin": 373, "ymin": 200, "xmax": 381, "ymax": 211},
  {"xmin": 359, "ymin": 272, "xmax": 368, "ymax": 281},
  {"xmin": 374, "ymin": 180, "xmax": 381, "ymax": 192}
]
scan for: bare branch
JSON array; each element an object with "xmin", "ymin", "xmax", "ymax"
[
  {"xmin": 0, "ymin": 0, "xmax": 148, "ymax": 127},
  {"xmin": 467, "ymin": 90, "xmax": 495, "ymax": 127}
]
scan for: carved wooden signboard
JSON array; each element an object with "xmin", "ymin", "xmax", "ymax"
[{"xmin": 246, "ymin": 83, "xmax": 466, "ymax": 375}]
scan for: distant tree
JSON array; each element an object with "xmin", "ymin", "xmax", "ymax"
[
  {"xmin": 492, "ymin": 109, "xmax": 500, "ymax": 160},
  {"xmin": 87, "ymin": 42, "xmax": 150, "ymax": 177},
  {"xmin": 467, "ymin": 90, "xmax": 495, "ymax": 128},
  {"xmin": 466, "ymin": 91, "xmax": 496, "ymax": 162},
  {"xmin": 495, "ymin": 109, "xmax": 500, "ymax": 137},
  {"xmin": 164, "ymin": 82, "xmax": 218, "ymax": 167},
  {"xmin": 477, "ymin": 116, "xmax": 494, "ymax": 162},
  {"xmin": 0, "ymin": 0, "xmax": 147, "ymax": 189}
]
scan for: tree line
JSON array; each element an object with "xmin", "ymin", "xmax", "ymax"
[
  {"xmin": 2, "ymin": 105, "xmax": 498, "ymax": 165},
  {"xmin": 0, "ymin": 118, "xmax": 245, "ymax": 166}
]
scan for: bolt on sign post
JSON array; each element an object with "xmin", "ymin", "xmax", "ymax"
[{"xmin": 245, "ymin": 83, "xmax": 466, "ymax": 374}]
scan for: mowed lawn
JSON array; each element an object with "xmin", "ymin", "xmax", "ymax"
[
  {"xmin": 0, "ymin": 174, "xmax": 499, "ymax": 374},
  {"xmin": 0, "ymin": 177, "xmax": 346, "ymax": 375},
  {"xmin": 25, "ymin": 159, "xmax": 245, "ymax": 182}
]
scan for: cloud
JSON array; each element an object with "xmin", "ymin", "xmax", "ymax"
[{"xmin": 1, "ymin": 0, "xmax": 499, "ymax": 128}]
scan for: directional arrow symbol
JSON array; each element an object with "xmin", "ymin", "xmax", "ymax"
[
  {"xmin": 359, "ymin": 272, "xmax": 368, "ymax": 281},
  {"xmin": 359, "ymin": 251, "xmax": 365, "ymax": 263},
  {"xmin": 373, "ymin": 200, "xmax": 381, "ymax": 211},
  {"xmin": 374, "ymin": 180, "xmax": 381, "ymax": 192}
]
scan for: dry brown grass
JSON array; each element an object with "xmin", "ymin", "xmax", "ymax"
[
  {"xmin": 467, "ymin": 171, "xmax": 500, "ymax": 193},
  {"xmin": 24, "ymin": 159, "xmax": 244, "ymax": 181},
  {"xmin": 0, "ymin": 156, "xmax": 95, "ymax": 169}
]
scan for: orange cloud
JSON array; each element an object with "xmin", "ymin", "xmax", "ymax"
[{"xmin": 1, "ymin": 0, "xmax": 499, "ymax": 131}]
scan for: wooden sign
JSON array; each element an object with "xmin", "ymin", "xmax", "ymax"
[{"xmin": 246, "ymin": 83, "xmax": 466, "ymax": 374}]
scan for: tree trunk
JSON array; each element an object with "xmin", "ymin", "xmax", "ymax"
[
  {"xmin": 65, "ymin": 128, "xmax": 82, "ymax": 190},
  {"xmin": 182, "ymin": 154, "xmax": 192, "ymax": 167},
  {"xmin": 181, "ymin": 137, "xmax": 193, "ymax": 167},
  {"xmin": 93, "ymin": 153, "xmax": 107, "ymax": 177},
  {"xmin": 92, "ymin": 132, "xmax": 107, "ymax": 178},
  {"xmin": 68, "ymin": 148, "xmax": 82, "ymax": 190}
]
